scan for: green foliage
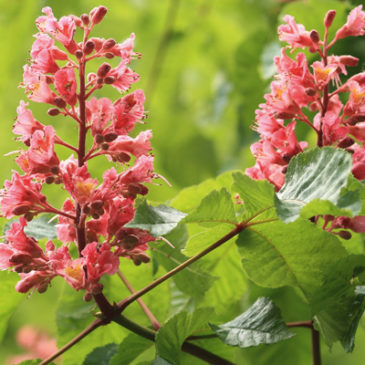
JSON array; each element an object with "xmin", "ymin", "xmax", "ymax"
[
  {"xmin": 83, "ymin": 343, "xmax": 118, "ymax": 365},
  {"xmin": 0, "ymin": 272, "xmax": 23, "ymax": 342},
  {"xmin": 151, "ymin": 225, "xmax": 215, "ymax": 299},
  {"xmin": 210, "ymin": 297, "xmax": 294, "ymax": 348},
  {"xmin": 275, "ymin": 148, "xmax": 354, "ymax": 223},
  {"xmin": 126, "ymin": 200, "xmax": 186, "ymax": 236},
  {"xmin": 109, "ymin": 334, "xmax": 152, "ymax": 365},
  {"xmin": 155, "ymin": 308, "xmax": 214, "ymax": 364}
]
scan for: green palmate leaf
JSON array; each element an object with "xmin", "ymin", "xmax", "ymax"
[
  {"xmin": 151, "ymin": 224, "xmax": 215, "ymax": 299},
  {"xmin": 275, "ymin": 148, "xmax": 354, "ymax": 223},
  {"xmin": 210, "ymin": 297, "xmax": 294, "ymax": 347},
  {"xmin": 236, "ymin": 219, "xmax": 363, "ymax": 347},
  {"xmin": 184, "ymin": 188, "xmax": 237, "ymax": 225},
  {"xmin": 171, "ymin": 171, "xmax": 235, "ymax": 213},
  {"xmin": 83, "ymin": 343, "xmax": 119, "ymax": 365},
  {"xmin": 0, "ymin": 271, "xmax": 23, "ymax": 342},
  {"xmin": 311, "ymin": 255, "xmax": 365, "ymax": 351},
  {"xmin": 126, "ymin": 200, "xmax": 186, "ymax": 236},
  {"xmin": 232, "ymin": 171, "xmax": 275, "ymax": 219},
  {"xmin": 200, "ymin": 242, "xmax": 247, "ymax": 315},
  {"xmin": 156, "ymin": 308, "xmax": 214, "ymax": 364},
  {"xmin": 152, "ymin": 356, "xmax": 174, "ymax": 365},
  {"xmin": 183, "ymin": 223, "xmax": 234, "ymax": 257},
  {"xmin": 110, "ymin": 334, "xmax": 152, "ymax": 365}
]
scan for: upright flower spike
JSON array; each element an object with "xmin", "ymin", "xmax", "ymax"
[
  {"xmin": 247, "ymin": 6, "xmax": 365, "ymax": 238},
  {"xmin": 1, "ymin": 6, "xmax": 157, "ymax": 299}
]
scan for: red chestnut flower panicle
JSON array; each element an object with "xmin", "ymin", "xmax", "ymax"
[
  {"xmin": 0, "ymin": 6, "xmax": 157, "ymax": 299},
  {"xmin": 247, "ymin": 6, "xmax": 365, "ymax": 237}
]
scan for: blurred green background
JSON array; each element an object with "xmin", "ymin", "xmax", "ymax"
[{"xmin": 1, "ymin": 0, "xmax": 365, "ymax": 364}]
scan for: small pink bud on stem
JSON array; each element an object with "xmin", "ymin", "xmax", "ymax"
[
  {"xmin": 324, "ymin": 10, "xmax": 336, "ymax": 28},
  {"xmin": 81, "ymin": 14, "xmax": 90, "ymax": 26},
  {"xmin": 103, "ymin": 39, "xmax": 116, "ymax": 50},
  {"xmin": 53, "ymin": 97, "xmax": 67, "ymax": 109},
  {"xmin": 48, "ymin": 108, "xmax": 60, "ymax": 116},
  {"xmin": 310, "ymin": 30, "xmax": 320, "ymax": 43},
  {"xmin": 90, "ymin": 6, "xmax": 107, "ymax": 25},
  {"xmin": 84, "ymin": 40, "xmax": 95, "ymax": 55},
  {"xmin": 97, "ymin": 63, "xmax": 111, "ymax": 77}
]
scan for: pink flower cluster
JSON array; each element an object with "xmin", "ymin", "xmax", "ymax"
[
  {"xmin": 247, "ymin": 5, "xmax": 365, "ymax": 190},
  {"xmin": 247, "ymin": 6, "xmax": 365, "ymax": 237},
  {"xmin": 0, "ymin": 6, "xmax": 155, "ymax": 298}
]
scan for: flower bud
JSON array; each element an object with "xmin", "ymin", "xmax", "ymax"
[
  {"xmin": 338, "ymin": 230, "xmax": 352, "ymax": 240},
  {"xmin": 348, "ymin": 115, "xmax": 365, "ymax": 125},
  {"xmin": 117, "ymin": 152, "xmax": 131, "ymax": 163},
  {"xmin": 53, "ymin": 97, "xmax": 67, "ymax": 109},
  {"xmin": 324, "ymin": 10, "xmax": 336, "ymax": 28},
  {"xmin": 51, "ymin": 166, "xmax": 60, "ymax": 174},
  {"xmin": 48, "ymin": 108, "xmax": 60, "ymax": 116},
  {"xmin": 310, "ymin": 30, "xmax": 320, "ymax": 43},
  {"xmin": 90, "ymin": 6, "xmax": 108, "ymax": 25},
  {"xmin": 101, "ymin": 143, "xmax": 109, "ymax": 150},
  {"xmin": 9, "ymin": 254, "xmax": 32, "ymax": 264},
  {"xmin": 305, "ymin": 88, "xmax": 316, "ymax": 96},
  {"xmin": 276, "ymin": 112, "xmax": 295, "ymax": 120},
  {"xmin": 105, "ymin": 52, "xmax": 115, "ymax": 59},
  {"xmin": 45, "ymin": 176, "xmax": 55, "ymax": 184},
  {"xmin": 337, "ymin": 137, "xmax": 354, "ymax": 148},
  {"xmin": 91, "ymin": 200, "xmax": 104, "ymax": 210},
  {"xmin": 75, "ymin": 50, "xmax": 83, "ymax": 59},
  {"xmin": 104, "ymin": 76, "xmax": 115, "ymax": 84},
  {"xmin": 84, "ymin": 292, "xmax": 93, "ymax": 302},
  {"xmin": 84, "ymin": 40, "xmax": 95, "ymax": 55},
  {"xmin": 24, "ymin": 212, "xmax": 34, "ymax": 222},
  {"xmin": 128, "ymin": 183, "xmax": 148, "ymax": 196},
  {"xmin": 81, "ymin": 14, "xmax": 90, "ymax": 26},
  {"xmin": 104, "ymin": 133, "xmax": 118, "ymax": 142},
  {"xmin": 37, "ymin": 282, "xmax": 49, "ymax": 293},
  {"xmin": 12, "ymin": 205, "xmax": 30, "ymax": 215},
  {"xmin": 103, "ymin": 38, "xmax": 116, "ymax": 50},
  {"xmin": 96, "ymin": 77, "xmax": 104, "ymax": 85},
  {"xmin": 83, "ymin": 205, "xmax": 91, "ymax": 214},
  {"xmin": 97, "ymin": 63, "xmax": 111, "ymax": 77},
  {"xmin": 92, "ymin": 213, "xmax": 100, "ymax": 219},
  {"xmin": 95, "ymin": 134, "xmax": 104, "ymax": 144},
  {"xmin": 124, "ymin": 234, "xmax": 139, "ymax": 246}
]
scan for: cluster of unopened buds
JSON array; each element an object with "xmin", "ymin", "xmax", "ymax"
[
  {"xmin": 247, "ymin": 6, "xmax": 365, "ymax": 238},
  {"xmin": 0, "ymin": 6, "xmax": 158, "ymax": 300}
]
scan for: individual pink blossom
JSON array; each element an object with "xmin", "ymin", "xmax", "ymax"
[
  {"xmin": 313, "ymin": 95, "xmax": 348, "ymax": 146},
  {"xmin": 344, "ymin": 80, "xmax": 365, "ymax": 116},
  {"xmin": 106, "ymin": 130, "xmax": 152, "ymax": 159},
  {"xmin": 5, "ymin": 218, "xmax": 44, "ymax": 259},
  {"xmin": 106, "ymin": 61, "xmax": 139, "ymax": 91},
  {"xmin": 106, "ymin": 197, "xmax": 135, "ymax": 237},
  {"xmin": 17, "ymin": 125, "xmax": 60, "ymax": 176},
  {"xmin": 36, "ymin": 7, "xmax": 76, "ymax": 48},
  {"xmin": 16, "ymin": 270, "xmax": 54, "ymax": 293},
  {"xmin": 54, "ymin": 67, "xmax": 77, "ymax": 105},
  {"xmin": 336, "ymin": 5, "xmax": 365, "ymax": 40},
  {"xmin": 56, "ymin": 199, "xmax": 77, "ymax": 243},
  {"xmin": 118, "ymin": 155, "xmax": 154, "ymax": 193},
  {"xmin": 311, "ymin": 61, "xmax": 338, "ymax": 89},
  {"xmin": 86, "ymin": 97, "xmax": 114, "ymax": 136},
  {"xmin": 0, "ymin": 172, "xmax": 49, "ymax": 218},
  {"xmin": 13, "ymin": 101, "xmax": 45, "ymax": 145},
  {"xmin": 23, "ymin": 65, "xmax": 57, "ymax": 104},
  {"xmin": 111, "ymin": 89, "xmax": 145, "ymax": 134},
  {"xmin": 81, "ymin": 242, "xmax": 119, "ymax": 293},
  {"xmin": 278, "ymin": 15, "xmax": 318, "ymax": 51},
  {"xmin": 61, "ymin": 162, "xmax": 98, "ymax": 205}
]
